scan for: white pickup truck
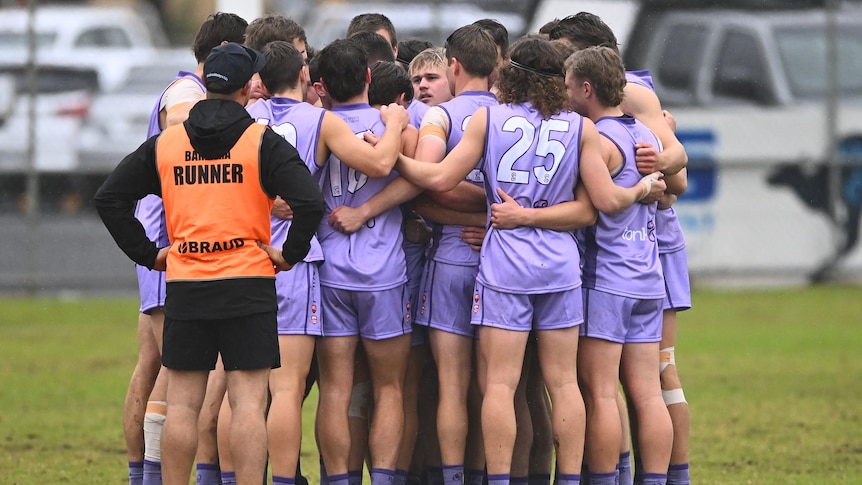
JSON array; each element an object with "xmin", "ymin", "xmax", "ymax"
[{"xmin": 620, "ymin": 5, "xmax": 862, "ymax": 283}]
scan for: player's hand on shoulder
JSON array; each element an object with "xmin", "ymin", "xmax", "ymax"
[
  {"xmin": 635, "ymin": 141, "xmax": 659, "ymax": 174},
  {"xmin": 362, "ymin": 131, "xmax": 381, "ymax": 146},
  {"xmin": 379, "ymin": 102, "xmax": 409, "ymax": 131}
]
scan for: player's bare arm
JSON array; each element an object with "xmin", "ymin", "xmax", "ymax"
[
  {"xmin": 624, "ymin": 83, "xmax": 687, "ymax": 175},
  {"xmin": 490, "ymin": 183, "xmax": 597, "ymax": 232},
  {"xmin": 395, "ymin": 107, "xmax": 488, "ymax": 192},
  {"xmin": 317, "ymin": 102, "xmax": 408, "ymax": 177}
]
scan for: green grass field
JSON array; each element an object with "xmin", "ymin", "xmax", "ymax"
[{"xmin": 1, "ymin": 286, "xmax": 861, "ymax": 484}]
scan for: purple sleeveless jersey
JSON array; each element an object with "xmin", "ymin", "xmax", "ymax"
[
  {"xmin": 624, "ymin": 69, "xmax": 687, "ymax": 254},
  {"xmin": 407, "ymin": 98, "xmax": 429, "ymax": 130},
  {"xmin": 429, "ymin": 91, "xmax": 498, "ymax": 266},
  {"xmin": 625, "ymin": 70, "xmax": 655, "ymax": 91},
  {"xmin": 580, "ymin": 115, "xmax": 665, "ymax": 300},
  {"xmin": 476, "ymin": 103, "xmax": 584, "ymax": 294},
  {"xmin": 316, "ymin": 103, "xmax": 406, "ymax": 291},
  {"xmin": 247, "ymin": 97, "xmax": 325, "ymax": 262},
  {"xmin": 135, "ymin": 71, "xmax": 204, "ymax": 312},
  {"xmin": 136, "ymin": 71, "xmax": 203, "ymax": 246}
]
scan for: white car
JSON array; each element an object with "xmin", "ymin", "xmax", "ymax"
[
  {"xmin": 301, "ymin": 2, "xmax": 526, "ymax": 48},
  {"xmin": 0, "ymin": 64, "xmax": 98, "ymax": 173},
  {"xmin": 79, "ymin": 50, "xmax": 196, "ymax": 172},
  {"xmin": 0, "ymin": 4, "xmax": 167, "ymax": 91}
]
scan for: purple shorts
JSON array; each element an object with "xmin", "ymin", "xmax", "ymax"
[
  {"xmin": 660, "ymin": 249, "xmax": 692, "ymax": 312},
  {"xmin": 415, "ymin": 260, "xmax": 478, "ymax": 337},
  {"xmin": 275, "ymin": 261, "xmax": 323, "ymax": 336},
  {"xmin": 135, "ymin": 195, "xmax": 169, "ymax": 314},
  {"xmin": 470, "ymin": 282, "xmax": 584, "ymax": 332},
  {"xmin": 136, "ymin": 265, "xmax": 166, "ymax": 314},
  {"xmin": 320, "ymin": 285, "xmax": 411, "ymax": 340},
  {"xmin": 581, "ymin": 288, "xmax": 663, "ymax": 343}
]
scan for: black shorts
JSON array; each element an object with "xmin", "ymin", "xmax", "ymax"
[{"xmin": 162, "ymin": 311, "xmax": 280, "ymax": 371}]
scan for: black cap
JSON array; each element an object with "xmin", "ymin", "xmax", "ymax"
[{"xmin": 203, "ymin": 42, "xmax": 266, "ymax": 94}]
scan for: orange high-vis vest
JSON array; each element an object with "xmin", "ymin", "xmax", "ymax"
[{"xmin": 155, "ymin": 122, "xmax": 275, "ymax": 282}]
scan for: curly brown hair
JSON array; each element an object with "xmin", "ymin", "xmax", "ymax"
[{"xmin": 495, "ymin": 38, "xmax": 568, "ymax": 119}]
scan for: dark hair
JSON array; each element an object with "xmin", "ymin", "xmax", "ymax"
[
  {"xmin": 350, "ymin": 31, "xmax": 396, "ymax": 65},
  {"xmin": 496, "ymin": 38, "xmax": 568, "ymax": 118},
  {"xmin": 396, "ymin": 39, "xmax": 434, "ymax": 68},
  {"xmin": 346, "ymin": 13, "xmax": 397, "ymax": 48},
  {"xmin": 548, "ymin": 12, "xmax": 619, "ymax": 54},
  {"xmin": 259, "ymin": 41, "xmax": 305, "ymax": 94},
  {"xmin": 307, "ymin": 49, "xmax": 321, "ymax": 84},
  {"xmin": 192, "ymin": 12, "xmax": 247, "ymax": 63},
  {"xmin": 444, "ymin": 24, "xmax": 497, "ymax": 78},
  {"xmin": 538, "ymin": 19, "xmax": 560, "ymax": 35},
  {"xmin": 316, "ymin": 38, "xmax": 368, "ymax": 102},
  {"xmin": 472, "ymin": 19, "xmax": 509, "ymax": 59},
  {"xmin": 369, "ymin": 61, "xmax": 413, "ymax": 106},
  {"xmin": 244, "ymin": 14, "xmax": 307, "ymax": 52},
  {"xmin": 564, "ymin": 46, "xmax": 626, "ymax": 107}
]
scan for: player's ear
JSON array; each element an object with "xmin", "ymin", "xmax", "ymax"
[{"xmin": 313, "ymin": 80, "xmax": 327, "ymax": 99}]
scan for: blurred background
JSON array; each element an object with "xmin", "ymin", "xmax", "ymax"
[{"xmin": 1, "ymin": 0, "xmax": 861, "ymax": 294}]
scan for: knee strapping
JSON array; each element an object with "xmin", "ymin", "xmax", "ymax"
[
  {"xmin": 662, "ymin": 388, "xmax": 687, "ymax": 406},
  {"xmin": 659, "ymin": 346, "xmax": 675, "ymax": 374},
  {"xmin": 347, "ymin": 381, "xmax": 372, "ymax": 419},
  {"xmin": 143, "ymin": 401, "xmax": 166, "ymax": 462}
]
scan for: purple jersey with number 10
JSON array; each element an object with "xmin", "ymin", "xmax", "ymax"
[
  {"xmin": 316, "ymin": 103, "xmax": 406, "ymax": 291},
  {"xmin": 476, "ymin": 103, "xmax": 584, "ymax": 294},
  {"xmin": 247, "ymin": 97, "xmax": 325, "ymax": 263},
  {"xmin": 581, "ymin": 115, "xmax": 665, "ymax": 299}
]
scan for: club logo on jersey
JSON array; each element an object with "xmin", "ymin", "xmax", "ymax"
[{"xmin": 178, "ymin": 238, "xmax": 245, "ymax": 254}]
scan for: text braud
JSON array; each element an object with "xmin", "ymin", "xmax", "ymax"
[{"xmin": 178, "ymin": 239, "xmax": 245, "ymax": 254}]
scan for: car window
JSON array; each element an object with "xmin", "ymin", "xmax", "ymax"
[
  {"xmin": 74, "ymin": 27, "xmax": 133, "ymax": 49},
  {"xmin": 0, "ymin": 66, "xmax": 99, "ymax": 94},
  {"xmin": 656, "ymin": 23, "xmax": 707, "ymax": 93},
  {"xmin": 0, "ymin": 31, "xmax": 57, "ymax": 49},
  {"xmin": 775, "ymin": 24, "xmax": 862, "ymax": 98},
  {"xmin": 712, "ymin": 29, "xmax": 774, "ymax": 104}
]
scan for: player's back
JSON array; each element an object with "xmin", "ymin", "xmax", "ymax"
[
  {"xmin": 580, "ymin": 115, "xmax": 664, "ymax": 299},
  {"xmin": 477, "ymin": 102, "xmax": 584, "ymax": 294},
  {"xmin": 316, "ymin": 102, "xmax": 406, "ymax": 291},
  {"xmin": 248, "ymin": 96, "xmax": 326, "ymax": 263}
]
